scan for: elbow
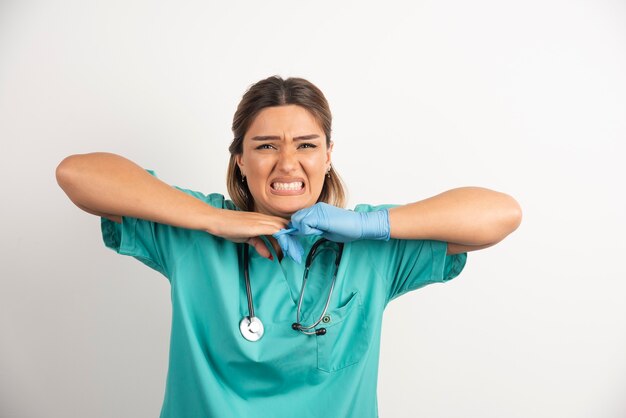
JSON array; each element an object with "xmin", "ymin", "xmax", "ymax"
[
  {"xmin": 56, "ymin": 153, "xmax": 97, "ymax": 191},
  {"xmin": 55, "ymin": 152, "xmax": 102, "ymax": 186},
  {"xmin": 481, "ymin": 192, "xmax": 522, "ymax": 244},
  {"xmin": 55, "ymin": 155, "xmax": 77, "ymax": 188},
  {"xmin": 56, "ymin": 154, "xmax": 86, "ymax": 189},
  {"xmin": 499, "ymin": 194, "xmax": 523, "ymax": 239},
  {"xmin": 508, "ymin": 195, "xmax": 523, "ymax": 231}
]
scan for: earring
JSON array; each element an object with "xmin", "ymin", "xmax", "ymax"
[
  {"xmin": 326, "ymin": 166, "xmax": 331, "ymax": 178},
  {"xmin": 241, "ymin": 174, "xmax": 246, "ymax": 183}
]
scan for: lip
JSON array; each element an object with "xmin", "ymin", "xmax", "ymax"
[{"xmin": 269, "ymin": 177, "xmax": 306, "ymax": 196}]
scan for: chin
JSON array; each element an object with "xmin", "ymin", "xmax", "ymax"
[{"xmin": 269, "ymin": 200, "xmax": 312, "ymax": 217}]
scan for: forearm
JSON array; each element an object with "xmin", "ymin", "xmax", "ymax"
[
  {"xmin": 56, "ymin": 152, "xmax": 217, "ymax": 231},
  {"xmin": 388, "ymin": 187, "xmax": 522, "ymax": 245}
]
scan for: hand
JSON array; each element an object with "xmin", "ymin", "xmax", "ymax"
[
  {"xmin": 289, "ymin": 202, "xmax": 391, "ymax": 242},
  {"xmin": 272, "ymin": 228, "xmax": 304, "ymax": 264},
  {"xmin": 207, "ymin": 208, "xmax": 289, "ymax": 260}
]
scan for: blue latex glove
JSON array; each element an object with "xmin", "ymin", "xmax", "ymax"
[
  {"xmin": 289, "ymin": 202, "xmax": 390, "ymax": 243},
  {"xmin": 272, "ymin": 227, "xmax": 304, "ymax": 264}
]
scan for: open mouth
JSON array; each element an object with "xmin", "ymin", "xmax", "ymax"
[{"xmin": 271, "ymin": 181, "xmax": 304, "ymax": 191}]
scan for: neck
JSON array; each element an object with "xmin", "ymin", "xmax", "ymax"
[{"xmin": 251, "ymin": 203, "xmax": 292, "ymax": 221}]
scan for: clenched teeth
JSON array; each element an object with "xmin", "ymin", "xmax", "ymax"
[{"xmin": 272, "ymin": 182, "xmax": 304, "ymax": 190}]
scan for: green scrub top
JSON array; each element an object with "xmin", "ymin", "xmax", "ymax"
[{"xmin": 100, "ymin": 171, "xmax": 467, "ymax": 418}]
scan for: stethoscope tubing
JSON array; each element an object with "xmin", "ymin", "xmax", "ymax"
[
  {"xmin": 294, "ymin": 239, "xmax": 343, "ymax": 334},
  {"xmin": 243, "ymin": 245, "xmax": 255, "ymax": 318},
  {"xmin": 241, "ymin": 238, "xmax": 343, "ymax": 340}
]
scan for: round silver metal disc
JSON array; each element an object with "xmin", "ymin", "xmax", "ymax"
[{"xmin": 240, "ymin": 316, "xmax": 264, "ymax": 342}]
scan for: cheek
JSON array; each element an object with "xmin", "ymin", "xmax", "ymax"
[
  {"xmin": 308, "ymin": 152, "xmax": 328, "ymax": 170},
  {"xmin": 245, "ymin": 157, "xmax": 272, "ymax": 176},
  {"xmin": 303, "ymin": 159, "xmax": 327, "ymax": 184}
]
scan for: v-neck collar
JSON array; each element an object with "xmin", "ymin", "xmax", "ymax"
[
  {"xmin": 255, "ymin": 235, "xmax": 317, "ymax": 308},
  {"xmin": 246, "ymin": 235, "xmax": 352, "ymax": 325}
]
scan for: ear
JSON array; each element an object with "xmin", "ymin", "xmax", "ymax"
[
  {"xmin": 235, "ymin": 153, "xmax": 245, "ymax": 176},
  {"xmin": 325, "ymin": 141, "xmax": 334, "ymax": 169}
]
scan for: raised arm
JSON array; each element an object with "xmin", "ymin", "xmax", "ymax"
[
  {"xmin": 388, "ymin": 187, "xmax": 522, "ymax": 254},
  {"xmin": 283, "ymin": 186, "xmax": 521, "ymax": 259},
  {"xmin": 55, "ymin": 152, "xmax": 287, "ymax": 258}
]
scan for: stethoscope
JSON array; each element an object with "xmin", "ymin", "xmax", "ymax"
[{"xmin": 239, "ymin": 238, "xmax": 344, "ymax": 342}]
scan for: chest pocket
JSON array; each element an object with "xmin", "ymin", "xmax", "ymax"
[{"xmin": 315, "ymin": 291, "xmax": 369, "ymax": 373}]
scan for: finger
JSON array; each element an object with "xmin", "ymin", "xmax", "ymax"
[
  {"xmin": 251, "ymin": 222, "xmax": 290, "ymax": 239},
  {"xmin": 290, "ymin": 204, "xmax": 330, "ymax": 233},
  {"xmin": 290, "ymin": 205, "xmax": 315, "ymax": 224},
  {"xmin": 275, "ymin": 234, "xmax": 291, "ymax": 256},
  {"xmin": 263, "ymin": 219, "xmax": 290, "ymax": 232},
  {"xmin": 272, "ymin": 227, "xmax": 298, "ymax": 237},
  {"xmin": 296, "ymin": 224, "xmax": 324, "ymax": 236},
  {"xmin": 276, "ymin": 234, "xmax": 304, "ymax": 264},
  {"xmin": 285, "ymin": 237, "xmax": 304, "ymax": 264},
  {"xmin": 247, "ymin": 237, "xmax": 272, "ymax": 260}
]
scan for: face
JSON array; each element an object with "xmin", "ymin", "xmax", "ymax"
[{"xmin": 236, "ymin": 104, "xmax": 333, "ymax": 218}]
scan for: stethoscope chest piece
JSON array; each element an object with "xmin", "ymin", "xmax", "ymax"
[{"xmin": 240, "ymin": 316, "xmax": 264, "ymax": 342}]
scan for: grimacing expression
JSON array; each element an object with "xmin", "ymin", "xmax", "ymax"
[{"xmin": 236, "ymin": 105, "xmax": 333, "ymax": 218}]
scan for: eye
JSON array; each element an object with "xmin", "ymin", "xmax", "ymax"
[
  {"xmin": 255, "ymin": 144, "xmax": 276, "ymax": 150},
  {"xmin": 299, "ymin": 143, "xmax": 317, "ymax": 149}
]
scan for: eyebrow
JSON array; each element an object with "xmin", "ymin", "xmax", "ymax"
[{"xmin": 250, "ymin": 134, "xmax": 321, "ymax": 141}]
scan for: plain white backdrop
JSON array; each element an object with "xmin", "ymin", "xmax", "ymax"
[{"xmin": 1, "ymin": 0, "xmax": 625, "ymax": 417}]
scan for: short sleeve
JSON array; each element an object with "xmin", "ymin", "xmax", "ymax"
[
  {"xmin": 354, "ymin": 203, "xmax": 468, "ymax": 303},
  {"xmin": 100, "ymin": 169, "xmax": 234, "ymax": 280}
]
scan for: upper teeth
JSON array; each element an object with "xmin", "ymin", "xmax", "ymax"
[{"xmin": 273, "ymin": 182, "xmax": 303, "ymax": 190}]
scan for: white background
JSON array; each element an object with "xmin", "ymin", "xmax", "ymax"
[{"xmin": 1, "ymin": 0, "xmax": 625, "ymax": 417}]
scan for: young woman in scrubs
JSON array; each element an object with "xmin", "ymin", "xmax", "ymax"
[{"xmin": 56, "ymin": 76, "xmax": 522, "ymax": 418}]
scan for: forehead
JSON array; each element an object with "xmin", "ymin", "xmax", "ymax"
[{"xmin": 245, "ymin": 105, "xmax": 323, "ymax": 138}]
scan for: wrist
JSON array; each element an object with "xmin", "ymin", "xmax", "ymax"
[
  {"xmin": 202, "ymin": 205, "xmax": 223, "ymax": 235},
  {"xmin": 360, "ymin": 209, "xmax": 390, "ymax": 241}
]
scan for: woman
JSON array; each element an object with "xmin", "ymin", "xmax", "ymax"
[{"xmin": 56, "ymin": 76, "xmax": 522, "ymax": 418}]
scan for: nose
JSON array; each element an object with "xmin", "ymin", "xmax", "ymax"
[{"xmin": 276, "ymin": 147, "xmax": 298, "ymax": 173}]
